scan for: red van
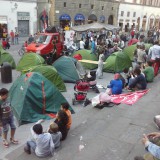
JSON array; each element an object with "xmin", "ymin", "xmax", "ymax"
[{"xmin": 26, "ymin": 32, "xmax": 63, "ymax": 61}]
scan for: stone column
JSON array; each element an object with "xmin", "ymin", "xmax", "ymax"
[{"xmin": 49, "ymin": 0, "xmax": 55, "ymax": 26}]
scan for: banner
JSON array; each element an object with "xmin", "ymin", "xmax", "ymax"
[
  {"xmin": 65, "ymin": 30, "xmax": 75, "ymax": 47},
  {"xmin": 111, "ymin": 89, "xmax": 149, "ymax": 105}
]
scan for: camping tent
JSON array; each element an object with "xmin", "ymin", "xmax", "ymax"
[
  {"xmin": 53, "ymin": 56, "xmax": 85, "ymax": 83},
  {"xmin": 9, "ymin": 72, "xmax": 74, "ymax": 125},
  {"xmin": 29, "ymin": 65, "xmax": 66, "ymax": 92},
  {"xmin": 123, "ymin": 43, "xmax": 152, "ymax": 61},
  {"xmin": 16, "ymin": 52, "xmax": 45, "ymax": 72},
  {"xmin": 73, "ymin": 50, "xmax": 98, "ymax": 70},
  {"xmin": 103, "ymin": 51, "xmax": 132, "ymax": 73},
  {"xmin": 0, "ymin": 45, "xmax": 16, "ymax": 69}
]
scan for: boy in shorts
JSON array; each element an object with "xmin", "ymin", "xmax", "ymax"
[{"xmin": 0, "ymin": 88, "xmax": 18, "ymax": 148}]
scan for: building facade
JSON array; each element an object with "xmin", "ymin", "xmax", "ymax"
[
  {"xmin": 117, "ymin": 0, "xmax": 160, "ymax": 31},
  {"xmin": 0, "ymin": 0, "xmax": 37, "ymax": 37}
]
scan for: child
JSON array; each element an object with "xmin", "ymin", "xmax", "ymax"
[
  {"xmin": 55, "ymin": 110, "xmax": 69, "ymax": 141},
  {"xmin": 142, "ymin": 61, "xmax": 154, "ymax": 82},
  {"xmin": 61, "ymin": 103, "xmax": 72, "ymax": 130},
  {"xmin": 24, "ymin": 120, "xmax": 55, "ymax": 157},
  {"xmin": 48, "ymin": 122, "xmax": 62, "ymax": 148},
  {"xmin": 0, "ymin": 88, "xmax": 18, "ymax": 148}
]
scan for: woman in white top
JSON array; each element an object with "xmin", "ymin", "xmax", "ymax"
[{"xmin": 96, "ymin": 52, "xmax": 104, "ymax": 79}]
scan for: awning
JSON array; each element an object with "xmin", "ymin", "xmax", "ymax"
[
  {"xmin": 99, "ymin": 15, "xmax": 105, "ymax": 22},
  {"xmin": 59, "ymin": 14, "xmax": 71, "ymax": 21},
  {"xmin": 0, "ymin": 20, "xmax": 7, "ymax": 24},
  {"xmin": 88, "ymin": 14, "xmax": 97, "ymax": 21},
  {"xmin": 74, "ymin": 14, "xmax": 85, "ymax": 21}
]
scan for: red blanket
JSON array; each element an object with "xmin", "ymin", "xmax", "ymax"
[{"xmin": 111, "ymin": 89, "xmax": 149, "ymax": 105}]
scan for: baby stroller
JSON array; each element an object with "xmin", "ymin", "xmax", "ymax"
[
  {"xmin": 85, "ymin": 71, "xmax": 100, "ymax": 93},
  {"xmin": 72, "ymin": 80, "xmax": 89, "ymax": 105}
]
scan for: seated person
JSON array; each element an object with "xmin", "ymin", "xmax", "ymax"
[
  {"xmin": 128, "ymin": 68, "xmax": 147, "ymax": 90},
  {"xmin": 54, "ymin": 110, "xmax": 69, "ymax": 141},
  {"xmin": 121, "ymin": 68, "xmax": 131, "ymax": 87},
  {"xmin": 24, "ymin": 120, "xmax": 55, "ymax": 157},
  {"xmin": 142, "ymin": 61, "xmax": 154, "ymax": 83},
  {"xmin": 48, "ymin": 122, "xmax": 62, "ymax": 149},
  {"xmin": 2, "ymin": 38, "xmax": 7, "ymax": 49},
  {"xmin": 107, "ymin": 73, "xmax": 123, "ymax": 95},
  {"xmin": 134, "ymin": 133, "xmax": 160, "ymax": 160}
]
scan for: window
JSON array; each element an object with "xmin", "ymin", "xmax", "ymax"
[
  {"xmin": 133, "ymin": 12, "xmax": 136, "ymax": 17},
  {"xmin": 79, "ymin": 4, "xmax": 81, "ymax": 8},
  {"xmin": 64, "ymin": 2, "xmax": 66, "ymax": 7},
  {"xmin": 121, "ymin": 11, "xmax": 124, "ymax": 16},
  {"xmin": 91, "ymin": 4, "xmax": 94, "ymax": 9},
  {"xmin": 102, "ymin": 6, "xmax": 104, "ymax": 10},
  {"xmin": 127, "ymin": 12, "xmax": 130, "ymax": 17}
]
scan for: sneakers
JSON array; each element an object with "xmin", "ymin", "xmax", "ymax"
[{"xmin": 154, "ymin": 115, "xmax": 160, "ymax": 129}]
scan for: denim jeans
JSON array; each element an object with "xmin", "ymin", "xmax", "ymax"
[{"xmin": 27, "ymin": 140, "xmax": 36, "ymax": 153}]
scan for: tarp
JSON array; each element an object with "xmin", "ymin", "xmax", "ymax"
[
  {"xmin": 16, "ymin": 52, "xmax": 45, "ymax": 72},
  {"xmin": 103, "ymin": 51, "xmax": 132, "ymax": 73},
  {"xmin": 128, "ymin": 38, "xmax": 139, "ymax": 46},
  {"xmin": 123, "ymin": 43, "xmax": 152, "ymax": 61},
  {"xmin": 111, "ymin": 89, "xmax": 149, "ymax": 105},
  {"xmin": 71, "ymin": 22, "xmax": 119, "ymax": 32},
  {"xmin": 53, "ymin": 56, "xmax": 83, "ymax": 83},
  {"xmin": 9, "ymin": 72, "xmax": 74, "ymax": 125},
  {"xmin": 73, "ymin": 49, "xmax": 98, "ymax": 69},
  {"xmin": 29, "ymin": 65, "xmax": 66, "ymax": 92},
  {"xmin": 0, "ymin": 45, "xmax": 16, "ymax": 69}
]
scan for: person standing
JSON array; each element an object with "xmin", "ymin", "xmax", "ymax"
[
  {"xmin": 148, "ymin": 40, "xmax": 160, "ymax": 76},
  {"xmin": 91, "ymin": 38, "xmax": 96, "ymax": 54},
  {"xmin": 14, "ymin": 31, "xmax": 19, "ymax": 44},
  {"xmin": 96, "ymin": 51, "xmax": 104, "ymax": 79},
  {"xmin": 79, "ymin": 38, "xmax": 85, "ymax": 50},
  {"xmin": 10, "ymin": 30, "xmax": 14, "ymax": 45},
  {"xmin": 0, "ymin": 88, "xmax": 18, "ymax": 148}
]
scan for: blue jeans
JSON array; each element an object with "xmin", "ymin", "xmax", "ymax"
[{"xmin": 27, "ymin": 140, "xmax": 36, "ymax": 153}]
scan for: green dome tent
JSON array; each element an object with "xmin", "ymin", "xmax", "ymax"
[
  {"xmin": 16, "ymin": 53, "xmax": 45, "ymax": 72},
  {"xmin": 9, "ymin": 72, "xmax": 74, "ymax": 125},
  {"xmin": 123, "ymin": 43, "xmax": 152, "ymax": 61},
  {"xmin": 103, "ymin": 51, "xmax": 132, "ymax": 73},
  {"xmin": 30, "ymin": 65, "xmax": 66, "ymax": 92},
  {"xmin": 0, "ymin": 45, "xmax": 16, "ymax": 69},
  {"xmin": 73, "ymin": 49, "xmax": 98, "ymax": 70},
  {"xmin": 53, "ymin": 56, "xmax": 85, "ymax": 83}
]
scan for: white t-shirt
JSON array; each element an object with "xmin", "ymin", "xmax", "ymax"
[{"xmin": 80, "ymin": 40, "xmax": 85, "ymax": 49}]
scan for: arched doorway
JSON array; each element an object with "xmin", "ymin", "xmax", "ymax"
[
  {"xmin": 155, "ymin": 15, "xmax": 160, "ymax": 29},
  {"xmin": 137, "ymin": 17, "xmax": 140, "ymax": 31},
  {"xmin": 149, "ymin": 14, "xmax": 155, "ymax": 29},
  {"xmin": 108, "ymin": 15, "xmax": 113, "ymax": 25},
  {"xmin": 74, "ymin": 13, "xmax": 85, "ymax": 26},
  {"xmin": 59, "ymin": 14, "xmax": 71, "ymax": 29},
  {"xmin": 142, "ymin": 15, "xmax": 147, "ymax": 31},
  {"xmin": 88, "ymin": 14, "xmax": 97, "ymax": 24}
]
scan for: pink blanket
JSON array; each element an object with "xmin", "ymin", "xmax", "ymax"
[{"xmin": 111, "ymin": 89, "xmax": 149, "ymax": 105}]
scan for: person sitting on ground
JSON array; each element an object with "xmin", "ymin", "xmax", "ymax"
[
  {"xmin": 24, "ymin": 119, "xmax": 55, "ymax": 157},
  {"xmin": 54, "ymin": 110, "xmax": 69, "ymax": 141},
  {"xmin": 48, "ymin": 122, "xmax": 62, "ymax": 149},
  {"xmin": 142, "ymin": 61, "xmax": 154, "ymax": 83},
  {"xmin": 28, "ymin": 35, "xmax": 34, "ymax": 44},
  {"xmin": 134, "ymin": 132, "xmax": 160, "ymax": 160},
  {"xmin": 121, "ymin": 68, "xmax": 131, "ymax": 87},
  {"xmin": 127, "ymin": 68, "xmax": 147, "ymax": 91},
  {"xmin": 2, "ymin": 38, "xmax": 7, "ymax": 49},
  {"xmin": 0, "ymin": 88, "xmax": 18, "ymax": 148},
  {"xmin": 61, "ymin": 103, "xmax": 72, "ymax": 130},
  {"xmin": 107, "ymin": 73, "xmax": 123, "ymax": 95}
]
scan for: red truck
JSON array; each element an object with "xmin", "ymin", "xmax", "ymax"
[{"xmin": 26, "ymin": 32, "xmax": 63, "ymax": 63}]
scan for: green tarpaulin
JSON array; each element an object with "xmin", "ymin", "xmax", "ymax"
[
  {"xmin": 9, "ymin": 72, "xmax": 74, "ymax": 125},
  {"xmin": 123, "ymin": 43, "xmax": 152, "ymax": 61},
  {"xmin": 103, "ymin": 51, "xmax": 132, "ymax": 73},
  {"xmin": 73, "ymin": 49, "xmax": 98, "ymax": 69},
  {"xmin": 30, "ymin": 65, "xmax": 66, "ymax": 92},
  {"xmin": 0, "ymin": 45, "xmax": 16, "ymax": 69},
  {"xmin": 53, "ymin": 56, "xmax": 80, "ymax": 83},
  {"xmin": 16, "ymin": 52, "xmax": 45, "ymax": 72}
]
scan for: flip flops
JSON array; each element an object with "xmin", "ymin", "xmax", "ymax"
[
  {"xmin": 3, "ymin": 140, "xmax": 9, "ymax": 148},
  {"xmin": 10, "ymin": 138, "xmax": 18, "ymax": 144}
]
